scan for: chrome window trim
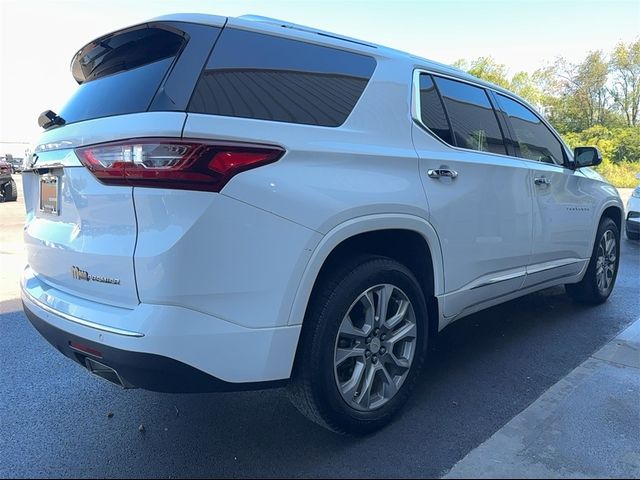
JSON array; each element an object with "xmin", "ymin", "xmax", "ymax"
[{"xmin": 411, "ymin": 68, "xmax": 572, "ymax": 171}]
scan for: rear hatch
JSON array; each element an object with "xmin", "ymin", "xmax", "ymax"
[
  {"xmin": 23, "ymin": 19, "xmax": 223, "ymax": 308},
  {"xmin": 23, "ymin": 114, "xmax": 188, "ymax": 307}
]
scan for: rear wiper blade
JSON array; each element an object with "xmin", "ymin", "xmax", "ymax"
[{"xmin": 38, "ymin": 110, "xmax": 66, "ymax": 129}]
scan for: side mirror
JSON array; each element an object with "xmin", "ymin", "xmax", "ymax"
[{"xmin": 573, "ymin": 146, "xmax": 602, "ymax": 169}]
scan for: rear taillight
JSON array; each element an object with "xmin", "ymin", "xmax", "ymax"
[{"xmin": 75, "ymin": 139, "xmax": 284, "ymax": 192}]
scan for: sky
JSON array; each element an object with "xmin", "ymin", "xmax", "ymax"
[{"xmin": 1, "ymin": 0, "xmax": 639, "ymax": 147}]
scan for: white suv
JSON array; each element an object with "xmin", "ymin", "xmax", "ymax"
[{"xmin": 22, "ymin": 14, "xmax": 623, "ymax": 434}]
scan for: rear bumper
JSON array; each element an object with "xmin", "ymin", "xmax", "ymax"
[
  {"xmin": 23, "ymin": 304, "xmax": 287, "ymax": 392},
  {"xmin": 21, "ymin": 268, "xmax": 301, "ymax": 391}
]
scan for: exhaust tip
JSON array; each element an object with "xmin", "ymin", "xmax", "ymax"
[{"xmin": 84, "ymin": 357, "xmax": 135, "ymax": 389}]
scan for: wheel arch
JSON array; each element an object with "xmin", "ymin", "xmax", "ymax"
[
  {"xmin": 589, "ymin": 201, "xmax": 624, "ymax": 255},
  {"xmin": 601, "ymin": 204, "xmax": 622, "ymax": 233},
  {"xmin": 286, "ymin": 214, "xmax": 444, "ymax": 334}
]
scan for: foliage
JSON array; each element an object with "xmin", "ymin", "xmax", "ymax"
[
  {"xmin": 562, "ymin": 126, "xmax": 640, "ymax": 187},
  {"xmin": 593, "ymin": 161, "xmax": 640, "ymax": 188},
  {"xmin": 453, "ymin": 40, "xmax": 640, "ymax": 187},
  {"xmin": 609, "ymin": 40, "xmax": 640, "ymax": 126}
]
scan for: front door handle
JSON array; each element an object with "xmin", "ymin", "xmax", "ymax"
[
  {"xmin": 428, "ymin": 168, "xmax": 458, "ymax": 179},
  {"xmin": 534, "ymin": 176, "xmax": 550, "ymax": 186}
]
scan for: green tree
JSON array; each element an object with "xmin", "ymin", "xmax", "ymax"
[
  {"xmin": 609, "ymin": 40, "xmax": 640, "ymax": 126},
  {"xmin": 453, "ymin": 57, "xmax": 511, "ymax": 89},
  {"xmin": 553, "ymin": 52, "xmax": 612, "ymax": 129}
]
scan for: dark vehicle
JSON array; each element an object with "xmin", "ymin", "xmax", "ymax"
[
  {"xmin": 0, "ymin": 159, "xmax": 18, "ymax": 202},
  {"xmin": 6, "ymin": 156, "xmax": 24, "ymax": 173}
]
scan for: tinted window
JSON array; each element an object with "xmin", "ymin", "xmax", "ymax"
[
  {"xmin": 419, "ymin": 74, "xmax": 453, "ymax": 145},
  {"xmin": 434, "ymin": 77, "xmax": 506, "ymax": 155},
  {"xmin": 61, "ymin": 26, "xmax": 186, "ymax": 124},
  {"xmin": 71, "ymin": 27, "xmax": 184, "ymax": 83},
  {"xmin": 61, "ymin": 58, "xmax": 173, "ymax": 124},
  {"xmin": 188, "ymin": 28, "xmax": 377, "ymax": 126},
  {"xmin": 495, "ymin": 94, "xmax": 565, "ymax": 165}
]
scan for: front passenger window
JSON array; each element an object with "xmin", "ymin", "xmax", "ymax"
[{"xmin": 495, "ymin": 94, "xmax": 565, "ymax": 165}]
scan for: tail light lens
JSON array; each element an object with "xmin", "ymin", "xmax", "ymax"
[{"xmin": 75, "ymin": 139, "xmax": 284, "ymax": 192}]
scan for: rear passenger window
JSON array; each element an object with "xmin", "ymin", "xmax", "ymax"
[
  {"xmin": 419, "ymin": 74, "xmax": 453, "ymax": 145},
  {"xmin": 433, "ymin": 77, "xmax": 506, "ymax": 155},
  {"xmin": 495, "ymin": 94, "xmax": 565, "ymax": 165},
  {"xmin": 188, "ymin": 28, "xmax": 377, "ymax": 126}
]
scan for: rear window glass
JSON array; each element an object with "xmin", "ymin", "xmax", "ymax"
[
  {"xmin": 60, "ymin": 26, "xmax": 185, "ymax": 124},
  {"xmin": 188, "ymin": 28, "xmax": 377, "ymax": 127},
  {"xmin": 418, "ymin": 74, "xmax": 453, "ymax": 145},
  {"xmin": 434, "ymin": 77, "xmax": 506, "ymax": 155}
]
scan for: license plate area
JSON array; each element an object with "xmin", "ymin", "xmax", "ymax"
[{"xmin": 39, "ymin": 174, "xmax": 59, "ymax": 215}]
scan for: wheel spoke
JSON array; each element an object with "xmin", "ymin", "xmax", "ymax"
[
  {"xmin": 335, "ymin": 346, "xmax": 365, "ymax": 366},
  {"xmin": 354, "ymin": 363, "xmax": 376, "ymax": 409},
  {"xmin": 339, "ymin": 315, "xmax": 368, "ymax": 340},
  {"xmin": 384, "ymin": 299, "xmax": 409, "ymax": 330},
  {"xmin": 606, "ymin": 236, "xmax": 615, "ymax": 256},
  {"xmin": 361, "ymin": 292, "xmax": 377, "ymax": 332},
  {"xmin": 386, "ymin": 351, "xmax": 411, "ymax": 369},
  {"xmin": 386, "ymin": 322, "xmax": 417, "ymax": 346},
  {"xmin": 379, "ymin": 363, "xmax": 398, "ymax": 398},
  {"xmin": 375, "ymin": 285, "xmax": 394, "ymax": 325},
  {"xmin": 340, "ymin": 361, "xmax": 366, "ymax": 401},
  {"xmin": 605, "ymin": 265, "xmax": 614, "ymax": 289}
]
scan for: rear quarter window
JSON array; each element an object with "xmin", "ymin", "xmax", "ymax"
[{"xmin": 188, "ymin": 28, "xmax": 377, "ymax": 127}]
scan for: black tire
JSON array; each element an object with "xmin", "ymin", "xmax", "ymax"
[
  {"xmin": 565, "ymin": 216, "xmax": 620, "ymax": 304},
  {"xmin": 287, "ymin": 255, "xmax": 428, "ymax": 434},
  {"xmin": 0, "ymin": 179, "xmax": 17, "ymax": 202}
]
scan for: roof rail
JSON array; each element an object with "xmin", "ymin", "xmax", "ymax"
[{"xmin": 237, "ymin": 14, "xmax": 377, "ymax": 49}]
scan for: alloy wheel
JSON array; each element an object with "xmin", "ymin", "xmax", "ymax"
[
  {"xmin": 596, "ymin": 229, "xmax": 617, "ymax": 294},
  {"xmin": 333, "ymin": 284, "xmax": 417, "ymax": 411}
]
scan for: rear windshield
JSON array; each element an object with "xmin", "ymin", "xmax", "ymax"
[
  {"xmin": 60, "ymin": 26, "xmax": 185, "ymax": 124},
  {"xmin": 188, "ymin": 28, "xmax": 377, "ymax": 127}
]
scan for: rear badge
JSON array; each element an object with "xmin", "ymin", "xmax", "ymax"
[{"xmin": 71, "ymin": 266, "xmax": 121, "ymax": 285}]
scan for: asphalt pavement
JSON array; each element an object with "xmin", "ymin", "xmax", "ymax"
[
  {"xmin": 1, "ymin": 177, "xmax": 639, "ymax": 478},
  {"xmin": 445, "ymin": 317, "xmax": 640, "ymax": 478}
]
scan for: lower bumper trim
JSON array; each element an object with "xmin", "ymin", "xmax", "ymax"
[{"xmin": 24, "ymin": 303, "xmax": 287, "ymax": 393}]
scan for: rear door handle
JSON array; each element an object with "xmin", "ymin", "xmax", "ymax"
[
  {"xmin": 427, "ymin": 169, "xmax": 458, "ymax": 179},
  {"xmin": 534, "ymin": 177, "xmax": 550, "ymax": 186}
]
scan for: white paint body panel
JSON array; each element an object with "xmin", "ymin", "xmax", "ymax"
[
  {"xmin": 133, "ymin": 189, "xmax": 321, "ymax": 328},
  {"xmin": 412, "ymin": 123, "xmax": 533, "ymax": 318},
  {"xmin": 22, "ymin": 15, "xmax": 625, "ymax": 385}
]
